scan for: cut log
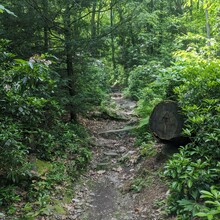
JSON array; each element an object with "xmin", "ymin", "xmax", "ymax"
[{"xmin": 149, "ymin": 100, "xmax": 185, "ymax": 141}]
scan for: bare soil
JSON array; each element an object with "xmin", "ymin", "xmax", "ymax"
[{"xmin": 54, "ymin": 93, "xmax": 175, "ymax": 220}]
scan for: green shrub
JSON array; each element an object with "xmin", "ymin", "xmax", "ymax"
[
  {"xmin": 0, "ymin": 52, "xmax": 92, "ymax": 218},
  {"xmin": 162, "ymin": 50, "xmax": 220, "ymax": 219},
  {"xmin": 195, "ymin": 186, "xmax": 220, "ymax": 220},
  {"xmin": 127, "ymin": 61, "xmax": 164, "ymax": 100}
]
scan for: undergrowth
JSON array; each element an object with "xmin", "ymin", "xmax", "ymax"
[
  {"xmin": 0, "ymin": 52, "xmax": 92, "ymax": 219},
  {"xmin": 131, "ymin": 37, "xmax": 220, "ymax": 219}
]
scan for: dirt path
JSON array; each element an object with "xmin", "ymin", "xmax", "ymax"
[{"xmin": 55, "ymin": 93, "xmax": 171, "ymax": 220}]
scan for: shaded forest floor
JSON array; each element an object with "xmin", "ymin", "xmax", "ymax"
[{"xmin": 53, "ymin": 92, "xmax": 175, "ymax": 220}]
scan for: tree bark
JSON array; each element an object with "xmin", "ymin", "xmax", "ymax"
[
  {"xmin": 90, "ymin": 1, "xmax": 97, "ymax": 56},
  {"xmin": 42, "ymin": 0, "xmax": 49, "ymax": 52},
  {"xmin": 149, "ymin": 101, "xmax": 185, "ymax": 141},
  {"xmin": 63, "ymin": 1, "xmax": 77, "ymax": 121},
  {"xmin": 205, "ymin": 5, "xmax": 211, "ymax": 46},
  {"xmin": 91, "ymin": 2, "xmax": 96, "ymax": 39},
  {"xmin": 97, "ymin": 0, "xmax": 103, "ymax": 36},
  {"xmin": 110, "ymin": 0, "xmax": 116, "ymax": 70}
]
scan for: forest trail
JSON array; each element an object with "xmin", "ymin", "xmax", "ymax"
[{"xmin": 55, "ymin": 93, "xmax": 171, "ymax": 220}]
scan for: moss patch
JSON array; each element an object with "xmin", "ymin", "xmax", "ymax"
[{"xmin": 36, "ymin": 159, "xmax": 52, "ymax": 175}]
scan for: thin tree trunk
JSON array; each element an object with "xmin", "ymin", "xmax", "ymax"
[
  {"xmin": 117, "ymin": 6, "xmax": 127, "ymax": 85},
  {"xmin": 97, "ymin": 0, "xmax": 103, "ymax": 36},
  {"xmin": 118, "ymin": 7, "xmax": 125, "ymax": 64},
  {"xmin": 63, "ymin": 1, "xmax": 77, "ymax": 121},
  {"xmin": 110, "ymin": 0, "xmax": 116, "ymax": 70},
  {"xmin": 91, "ymin": 2, "xmax": 96, "ymax": 39},
  {"xmin": 205, "ymin": 6, "xmax": 211, "ymax": 46},
  {"xmin": 42, "ymin": 0, "xmax": 49, "ymax": 51},
  {"xmin": 91, "ymin": 1, "xmax": 97, "ymax": 56},
  {"xmin": 158, "ymin": 0, "xmax": 164, "ymax": 46}
]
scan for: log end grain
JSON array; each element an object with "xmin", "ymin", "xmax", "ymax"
[{"xmin": 149, "ymin": 101, "xmax": 184, "ymax": 141}]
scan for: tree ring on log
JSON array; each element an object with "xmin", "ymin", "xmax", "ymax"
[{"xmin": 149, "ymin": 100, "xmax": 184, "ymax": 141}]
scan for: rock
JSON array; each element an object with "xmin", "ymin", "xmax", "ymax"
[
  {"xmin": 98, "ymin": 126, "xmax": 136, "ymax": 139},
  {"xmin": 112, "ymin": 166, "xmax": 123, "ymax": 172},
  {"xmin": 72, "ymin": 198, "xmax": 80, "ymax": 203},
  {"xmin": 104, "ymin": 151, "xmax": 118, "ymax": 156},
  {"xmin": 118, "ymin": 146, "xmax": 127, "ymax": 153},
  {"xmin": 97, "ymin": 170, "xmax": 106, "ymax": 174}
]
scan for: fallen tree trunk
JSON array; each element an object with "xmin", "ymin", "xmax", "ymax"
[{"xmin": 149, "ymin": 100, "xmax": 186, "ymax": 142}]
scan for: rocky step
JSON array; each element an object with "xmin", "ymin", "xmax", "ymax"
[{"xmin": 98, "ymin": 126, "xmax": 135, "ymax": 139}]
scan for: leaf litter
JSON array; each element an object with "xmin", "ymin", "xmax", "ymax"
[{"xmin": 52, "ymin": 92, "xmax": 175, "ymax": 220}]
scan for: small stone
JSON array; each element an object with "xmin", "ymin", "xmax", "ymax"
[
  {"xmin": 112, "ymin": 166, "xmax": 123, "ymax": 172},
  {"xmin": 85, "ymin": 203, "xmax": 93, "ymax": 207},
  {"xmin": 128, "ymin": 150, "xmax": 136, "ymax": 154},
  {"xmin": 87, "ymin": 198, "xmax": 94, "ymax": 203},
  {"xmin": 118, "ymin": 146, "xmax": 127, "ymax": 153},
  {"xmin": 104, "ymin": 151, "xmax": 118, "ymax": 156},
  {"xmin": 72, "ymin": 198, "xmax": 80, "ymax": 203},
  {"xmin": 166, "ymin": 190, "xmax": 170, "ymax": 196},
  {"xmin": 97, "ymin": 170, "xmax": 106, "ymax": 174}
]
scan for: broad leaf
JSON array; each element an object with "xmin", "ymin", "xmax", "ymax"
[{"xmin": 0, "ymin": 5, "xmax": 17, "ymax": 17}]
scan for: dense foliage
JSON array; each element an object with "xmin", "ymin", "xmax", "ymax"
[
  {"xmin": 0, "ymin": 0, "xmax": 220, "ymax": 219},
  {"xmin": 0, "ymin": 45, "xmax": 91, "ymax": 218},
  {"xmin": 163, "ymin": 50, "xmax": 220, "ymax": 219},
  {"xmin": 131, "ymin": 1, "xmax": 220, "ymax": 218}
]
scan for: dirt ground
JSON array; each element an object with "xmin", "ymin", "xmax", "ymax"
[{"xmin": 54, "ymin": 93, "xmax": 175, "ymax": 220}]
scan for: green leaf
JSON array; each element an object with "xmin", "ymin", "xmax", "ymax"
[
  {"xmin": 0, "ymin": 5, "xmax": 17, "ymax": 17},
  {"xmin": 207, "ymin": 213, "xmax": 214, "ymax": 220},
  {"xmin": 201, "ymin": 190, "xmax": 214, "ymax": 199},
  {"xmin": 187, "ymin": 179, "xmax": 193, "ymax": 188},
  {"xmin": 196, "ymin": 212, "xmax": 209, "ymax": 217},
  {"xmin": 14, "ymin": 59, "xmax": 27, "ymax": 64},
  {"xmin": 28, "ymin": 61, "xmax": 34, "ymax": 69},
  {"xmin": 172, "ymin": 181, "xmax": 178, "ymax": 189}
]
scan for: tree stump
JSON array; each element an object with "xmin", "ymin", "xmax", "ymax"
[{"xmin": 149, "ymin": 100, "xmax": 185, "ymax": 141}]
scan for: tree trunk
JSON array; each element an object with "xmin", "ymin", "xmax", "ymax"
[
  {"xmin": 91, "ymin": 1, "xmax": 97, "ymax": 56},
  {"xmin": 110, "ymin": 0, "xmax": 116, "ymax": 70},
  {"xmin": 97, "ymin": 0, "xmax": 103, "ymax": 36},
  {"xmin": 149, "ymin": 101, "xmax": 185, "ymax": 141},
  {"xmin": 197, "ymin": 0, "xmax": 200, "ymax": 10},
  {"xmin": 63, "ymin": 1, "xmax": 77, "ymax": 121},
  {"xmin": 42, "ymin": 0, "xmax": 49, "ymax": 52},
  {"xmin": 205, "ymin": 5, "xmax": 211, "ymax": 46},
  {"xmin": 117, "ymin": 7, "xmax": 127, "ymax": 84},
  {"xmin": 91, "ymin": 2, "xmax": 96, "ymax": 38}
]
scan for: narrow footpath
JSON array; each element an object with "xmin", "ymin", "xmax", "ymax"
[{"xmin": 55, "ymin": 93, "xmax": 173, "ymax": 220}]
